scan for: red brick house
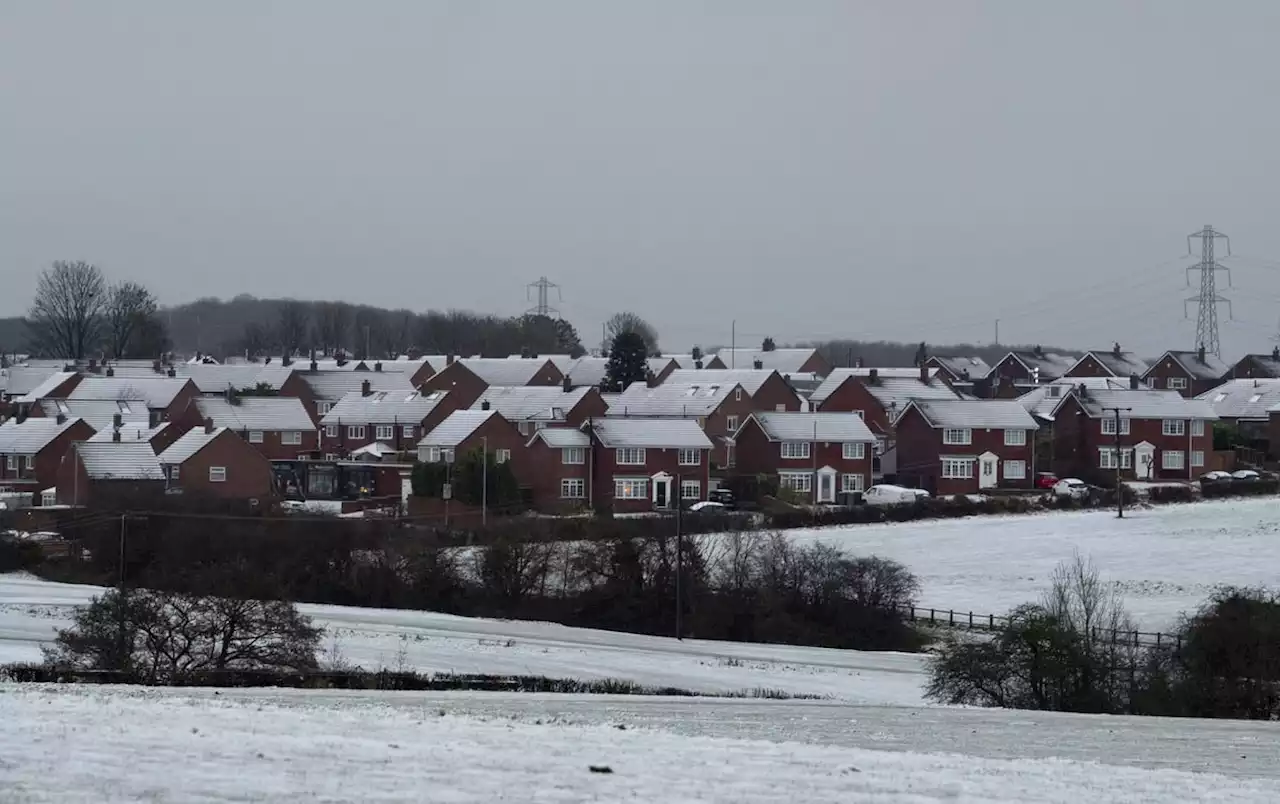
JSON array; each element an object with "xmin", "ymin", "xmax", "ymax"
[
  {"xmin": 924, "ymin": 356, "xmax": 992, "ymax": 395},
  {"xmin": 416, "ymin": 409, "xmax": 527, "ymax": 468},
  {"xmin": 1046, "ymin": 386, "xmax": 1217, "ymax": 482},
  {"xmin": 713, "ymin": 348, "xmax": 830, "ymax": 376},
  {"xmin": 607, "ymin": 381, "xmax": 754, "ymax": 468},
  {"xmin": 470, "ymin": 384, "xmax": 608, "ymax": 437},
  {"xmin": 157, "ymin": 425, "xmax": 276, "ymax": 501},
  {"xmin": 1226, "ymin": 349, "xmax": 1280, "ymax": 380},
  {"xmin": 1062, "ymin": 344, "xmax": 1151, "ymax": 380},
  {"xmin": 419, "ymin": 358, "xmax": 564, "ymax": 408},
  {"xmin": 895, "ymin": 399, "xmax": 1040, "ymax": 494},
  {"xmin": 1196, "ymin": 378, "xmax": 1280, "ymax": 443},
  {"xmin": 661, "ymin": 369, "xmax": 803, "ymax": 413},
  {"xmin": 9, "ymin": 371, "xmax": 82, "ymax": 411},
  {"xmin": 1141, "ymin": 347, "xmax": 1231, "ymax": 398},
  {"xmin": 68, "ymin": 376, "xmax": 200, "ymax": 426},
  {"xmin": 191, "ymin": 397, "xmax": 320, "ymax": 461},
  {"xmin": 2, "ymin": 367, "xmax": 76, "ymax": 405},
  {"xmin": 55, "ymin": 440, "xmax": 167, "ymax": 506},
  {"xmin": 584, "ymin": 418, "xmax": 713, "ymax": 513},
  {"xmin": 320, "ymin": 388, "xmax": 456, "ymax": 458},
  {"xmin": 987, "ymin": 347, "xmax": 1080, "ymax": 392},
  {"xmin": 33, "ymin": 398, "xmax": 150, "ymax": 433},
  {"xmin": 732, "ymin": 412, "xmax": 876, "ymax": 502},
  {"xmin": 301, "ymin": 371, "xmax": 417, "ymax": 424},
  {"xmin": 0, "ymin": 416, "xmax": 95, "ymax": 500},
  {"xmin": 810, "ymin": 366, "xmax": 962, "ymax": 443},
  {"xmin": 523, "ymin": 427, "xmax": 592, "ymax": 513}
]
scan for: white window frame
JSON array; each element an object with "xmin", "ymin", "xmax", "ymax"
[
  {"xmin": 495, "ymin": 449, "xmax": 511, "ymax": 464},
  {"xmin": 374, "ymin": 425, "xmax": 395, "ymax": 440},
  {"xmin": 1003, "ymin": 429, "xmax": 1026, "ymax": 447},
  {"xmin": 248, "ymin": 430, "xmax": 264, "ymax": 444},
  {"xmin": 942, "ymin": 428, "xmax": 972, "ymax": 446},
  {"xmin": 1191, "ymin": 450, "xmax": 1205, "ymax": 468},
  {"xmin": 402, "ymin": 425, "xmax": 415, "ymax": 439},
  {"xmin": 941, "ymin": 457, "xmax": 974, "ymax": 479},
  {"xmin": 680, "ymin": 479, "xmax": 701, "ymax": 500},
  {"xmin": 841, "ymin": 473, "xmax": 864, "ymax": 493},
  {"xmin": 780, "ymin": 441, "xmax": 811, "ymax": 460},
  {"xmin": 347, "ymin": 425, "xmax": 366, "ymax": 440},
  {"xmin": 562, "ymin": 447, "xmax": 585, "ymax": 465},
  {"xmin": 1191, "ymin": 419, "xmax": 1205, "ymax": 437},
  {"xmin": 324, "ymin": 424, "xmax": 338, "ymax": 438},
  {"xmin": 170, "ymin": 464, "xmax": 180, "ymax": 481},
  {"xmin": 613, "ymin": 477, "xmax": 648, "ymax": 500},
  {"xmin": 778, "ymin": 471, "xmax": 812, "ymax": 493},
  {"xmin": 677, "ymin": 448, "xmax": 700, "ymax": 466},
  {"xmin": 324, "ymin": 453, "xmax": 339, "ymax": 462},
  {"xmin": 774, "ymin": 404, "xmax": 787, "ymax": 412},
  {"xmin": 21, "ymin": 455, "xmax": 33, "ymax": 471},
  {"xmin": 1167, "ymin": 376, "xmax": 1187, "ymax": 390},
  {"xmin": 1162, "ymin": 419, "xmax": 1186, "ymax": 437},
  {"xmin": 317, "ymin": 402, "xmax": 333, "ymax": 415},
  {"xmin": 518, "ymin": 422, "xmax": 532, "ymax": 437},
  {"xmin": 842, "ymin": 442, "xmax": 865, "ymax": 460},
  {"xmin": 1099, "ymin": 448, "xmax": 1134, "ymax": 470},
  {"xmin": 281, "ymin": 431, "xmax": 302, "ymax": 446},
  {"xmin": 1101, "ymin": 417, "xmax": 1131, "ymax": 436},
  {"xmin": 560, "ymin": 478, "xmax": 585, "ymax": 499},
  {"xmin": 4, "ymin": 455, "xmax": 15, "ymax": 471},
  {"xmin": 725, "ymin": 415, "xmax": 739, "ymax": 433},
  {"xmin": 616, "ymin": 447, "xmax": 646, "ymax": 466},
  {"xmin": 1162, "ymin": 450, "xmax": 1185, "ymax": 470},
  {"xmin": 209, "ymin": 466, "xmax": 227, "ymax": 483},
  {"xmin": 1003, "ymin": 460, "xmax": 1027, "ymax": 480}
]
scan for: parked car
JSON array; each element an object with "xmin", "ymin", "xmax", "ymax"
[
  {"xmin": 863, "ymin": 484, "xmax": 930, "ymax": 506},
  {"xmin": 1051, "ymin": 478, "xmax": 1090, "ymax": 500},
  {"xmin": 1231, "ymin": 469, "xmax": 1261, "ymax": 481},
  {"xmin": 707, "ymin": 488, "xmax": 736, "ymax": 508},
  {"xmin": 1035, "ymin": 472, "xmax": 1059, "ymax": 489},
  {"xmin": 688, "ymin": 500, "xmax": 727, "ymax": 513},
  {"xmin": 1199, "ymin": 470, "xmax": 1232, "ymax": 483}
]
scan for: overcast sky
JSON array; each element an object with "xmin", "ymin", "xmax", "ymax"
[{"xmin": 3, "ymin": 1, "xmax": 1280, "ymax": 357}]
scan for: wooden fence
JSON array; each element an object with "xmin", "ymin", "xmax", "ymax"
[{"xmin": 899, "ymin": 605, "xmax": 1181, "ymax": 649}]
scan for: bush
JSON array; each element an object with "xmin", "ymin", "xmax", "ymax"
[
  {"xmin": 1146, "ymin": 485, "xmax": 1195, "ymax": 504},
  {"xmin": 0, "ymin": 535, "xmax": 42, "ymax": 573},
  {"xmin": 1201, "ymin": 477, "xmax": 1280, "ymax": 499}
]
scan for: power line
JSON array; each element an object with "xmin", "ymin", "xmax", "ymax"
[
  {"xmin": 1184, "ymin": 225, "xmax": 1233, "ymax": 357},
  {"xmin": 525, "ymin": 276, "xmax": 562, "ymax": 318}
]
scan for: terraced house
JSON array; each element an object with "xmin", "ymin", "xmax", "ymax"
[
  {"xmin": 189, "ymin": 396, "xmax": 320, "ymax": 461},
  {"xmin": 319, "ymin": 386, "xmax": 456, "ymax": 458}
]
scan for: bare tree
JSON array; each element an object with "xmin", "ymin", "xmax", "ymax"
[
  {"xmin": 240, "ymin": 322, "xmax": 270, "ymax": 359},
  {"xmin": 26, "ymin": 260, "xmax": 106, "ymax": 359},
  {"xmin": 104, "ymin": 281, "xmax": 159, "ymax": 359},
  {"xmin": 313, "ymin": 302, "xmax": 350, "ymax": 356},
  {"xmin": 605, "ymin": 311, "xmax": 659, "ymax": 355},
  {"xmin": 276, "ymin": 301, "xmax": 310, "ymax": 357}
]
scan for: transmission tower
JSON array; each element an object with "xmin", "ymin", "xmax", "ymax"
[
  {"xmin": 1184, "ymin": 225, "xmax": 1232, "ymax": 357},
  {"xmin": 525, "ymin": 276, "xmax": 562, "ymax": 317}
]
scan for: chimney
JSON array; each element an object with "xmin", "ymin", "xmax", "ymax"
[
  {"xmin": 481, "ymin": 400, "xmax": 491, "ymax": 411},
  {"xmin": 868, "ymin": 368, "xmax": 879, "ymax": 384},
  {"xmin": 113, "ymin": 413, "xmax": 122, "ymax": 428},
  {"xmin": 310, "ymin": 359, "xmax": 318, "ymax": 372},
  {"xmin": 361, "ymin": 379, "xmax": 372, "ymax": 397},
  {"xmin": 694, "ymin": 360, "xmax": 703, "ymax": 370},
  {"xmin": 752, "ymin": 358, "xmax": 763, "ymax": 370},
  {"xmin": 204, "ymin": 417, "xmax": 214, "ymax": 434},
  {"xmin": 563, "ymin": 376, "xmax": 572, "ymax": 392},
  {"xmin": 374, "ymin": 361, "xmax": 383, "ymax": 372},
  {"xmin": 919, "ymin": 364, "xmax": 929, "ymax": 383},
  {"xmin": 1034, "ymin": 345, "xmax": 1044, "ymax": 357},
  {"xmin": 111, "ymin": 429, "xmax": 121, "ymax": 442},
  {"xmin": 106, "ymin": 366, "xmax": 114, "ymax": 377},
  {"xmin": 646, "ymin": 369, "xmax": 658, "ymax": 388},
  {"xmin": 152, "ymin": 359, "xmax": 162, "ymax": 373},
  {"xmin": 56, "ymin": 413, "xmax": 66, "ymax": 425},
  {"xmin": 88, "ymin": 358, "xmax": 97, "ymax": 372},
  {"xmin": 282, "ymin": 355, "xmax": 292, "ymax": 367},
  {"xmin": 1272, "ymin": 346, "xmax": 1278, "ymax": 362},
  {"xmin": 1113, "ymin": 341, "xmax": 1122, "ymax": 357},
  {"xmin": 447, "ymin": 353, "xmax": 455, "ymax": 366},
  {"xmin": 520, "ymin": 346, "xmax": 530, "ymax": 359},
  {"xmin": 166, "ymin": 367, "xmax": 176, "ymax": 377},
  {"xmin": 1197, "ymin": 343, "xmax": 1206, "ymax": 363},
  {"xmin": 1129, "ymin": 373, "xmax": 1139, "ymax": 390}
]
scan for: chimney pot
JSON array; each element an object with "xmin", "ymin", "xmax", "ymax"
[
  {"xmin": 361, "ymin": 379, "xmax": 372, "ymax": 397},
  {"xmin": 204, "ymin": 417, "xmax": 214, "ymax": 434},
  {"xmin": 446, "ymin": 353, "xmax": 455, "ymax": 366},
  {"xmin": 868, "ymin": 368, "xmax": 879, "ymax": 383},
  {"xmin": 167, "ymin": 367, "xmax": 176, "ymax": 377},
  {"xmin": 481, "ymin": 400, "xmax": 491, "ymax": 410},
  {"xmin": 1129, "ymin": 373, "xmax": 1139, "ymax": 390},
  {"xmin": 310, "ymin": 360, "xmax": 318, "ymax": 372},
  {"xmin": 56, "ymin": 413, "xmax": 66, "ymax": 424},
  {"xmin": 111, "ymin": 430, "xmax": 121, "ymax": 442},
  {"xmin": 374, "ymin": 361, "xmax": 383, "ymax": 372},
  {"xmin": 562, "ymin": 376, "xmax": 572, "ymax": 392},
  {"xmin": 919, "ymin": 364, "xmax": 929, "ymax": 383},
  {"xmin": 113, "ymin": 413, "xmax": 122, "ymax": 427},
  {"xmin": 694, "ymin": 360, "xmax": 703, "ymax": 369},
  {"xmin": 106, "ymin": 367, "xmax": 114, "ymax": 377},
  {"xmin": 752, "ymin": 358, "xmax": 763, "ymax": 370}
]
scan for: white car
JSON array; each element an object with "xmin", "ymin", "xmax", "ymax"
[
  {"xmin": 688, "ymin": 501, "xmax": 727, "ymax": 513},
  {"xmin": 863, "ymin": 484, "xmax": 930, "ymax": 506},
  {"xmin": 1052, "ymin": 478, "xmax": 1090, "ymax": 500}
]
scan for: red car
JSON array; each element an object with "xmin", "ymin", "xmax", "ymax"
[{"xmin": 1035, "ymin": 472, "xmax": 1059, "ymax": 489}]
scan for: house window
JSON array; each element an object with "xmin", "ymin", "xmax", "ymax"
[
  {"xmin": 775, "ymin": 404, "xmax": 786, "ymax": 412},
  {"xmin": 375, "ymin": 425, "xmax": 394, "ymax": 440},
  {"xmin": 562, "ymin": 447, "xmax": 585, "ymax": 465},
  {"xmin": 1101, "ymin": 417, "xmax": 1131, "ymax": 436},
  {"xmin": 248, "ymin": 431, "xmax": 264, "ymax": 444},
  {"xmin": 614, "ymin": 477, "xmax": 648, "ymax": 499},
  {"xmin": 324, "ymin": 454, "xmax": 339, "ymax": 462},
  {"xmin": 347, "ymin": 426, "xmax": 366, "ymax": 440},
  {"xmin": 561, "ymin": 478, "xmax": 585, "ymax": 499},
  {"xmin": 1162, "ymin": 450, "xmax": 1185, "ymax": 470},
  {"xmin": 21, "ymin": 455, "xmax": 33, "ymax": 471},
  {"xmin": 4, "ymin": 455, "xmax": 14, "ymax": 471},
  {"xmin": 1168, "ymin": 376, "xmax": 1187, "ymax": 390},
  {"xmin": 780, "ymin": 441, "xmax": 811, "ymax": 459},
  {"xmin": 1162, "ymin": 419, "xmax": 1186, "ymax": 436},
  {"xmin": 681, "ymin": 479, "xmax": 701, "ymax": 500},
  {"xmin": 402, "ymin": 425, "xmax": 415, "ymax": 439},
  {"xmin": 734, "ymin": 388, "xmax": 742, "ymax": 402},
  {"xmin": 1003, "ymin": 460, "xmax": 1027, "ymax": 480},
  {"xmin": 1003, "ymin": 429, "xmax": 1026, "ymax": 447},
  {"xmin": 942, "ymin": 428, "xmax": 972, "ymax": 446},
  {"xmin": 170, "ymin": 464, "xmax": 180, "ymax": 481},
  {"xmin": 41, "ymin": 489, "xmax": 56, "ymax": 507},
  {"xmin": 1191, "ymin": 450, "xmax": 1205, "ymax": 468},
  {"xmin": 209, "ymin": 466, "xmax": 227, "ymax": 483},
  {"xmin": 616, "ymin": 447, "xmax": 646, "ymax": 465},
  {"xmin": 518, "ymin": 422, "xmax": 532, "ymax": 437},
  {"xmin": 317, "ymin": 402, "xmax": 333, "ymax": 415},
  {"xmin": 425, "ymin": 447, "xmax": 454, "ymax": 463},
  {"xmin": 677, "ymin": 448, "xmax": 700, "ymax": 466},
  {"xmin": 1191, "ymin": 419, "xmax": 1204, "ymax": 437},
  {"xmin": 941, "ymin": 458, "xmax": 974, "ymax": 479},
  {"xmin": 495, "ymin": 449, "xmax": 511, "ymax": 464},
  {"xmin": 842, "ymin": 442, "xmax": 865, "ymax": 460},
  {"xmin": 324, "ymin": 425, "xmax": 338, "ymax": 438},
  {"xmin": 853, "ymin": 410, "xmax": 865, "ymax": 419},
  {"xmin": 282, "ymin": 431, "xmax": 302, "ymax": 445},
  {"xmin": 1099, "ymin": 448, "xmax": 1133, "ymax": 470},
  {"xmin": 778, "ymin": 471, "xmax": 812, "ymax": 493},
  {"xmin": 725, "ymin": 415, "xmax": 739, "ymax": 433},
  {"xmin": 841, "ymin": 473, "xmax": 864, "ymax": 493}
]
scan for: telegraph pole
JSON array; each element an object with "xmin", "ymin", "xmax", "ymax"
[
  {"xmin": 1103, "ymin": 406, "xmax": 1132, "ymax": 518},
  {"xmin": 1184, "ymin": 226, "xmax": 1232, "ymax": 357},
  {"xmin": 525, "ymin": 276, "xmax": 562, "ymax": 317},
  {"xmin": 674, "ymin": 472, "xmax": 683, "ymax": 641}
]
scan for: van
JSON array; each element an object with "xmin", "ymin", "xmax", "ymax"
[{"xmin": 863, "ymin": 484, "xmax": 930, "ymax": 507}]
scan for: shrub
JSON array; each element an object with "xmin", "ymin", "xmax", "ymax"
[{"xmin": 1146, "ymin": 485, "xmax": 1195, "ymax": 504}]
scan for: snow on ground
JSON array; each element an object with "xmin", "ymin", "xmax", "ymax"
[
  {"xmin": 3, "ymin": 684, "xmax": 1277, "ymax": 803},
  {"xmin": 782, "ymin": 496, "xmax": 1280, "ymax": 630},
  {"xmin": 0, "ymin": 572, "xmax": 926, "ymax": 704}
]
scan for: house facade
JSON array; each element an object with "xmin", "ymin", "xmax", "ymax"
[
  {"xmin": 1142, "ymin": 348, "xmax": 1230, "ymax": 398},
  {"xmin": 1062, "ymin": 345, "xmax": 1151, "ymax": 380},
  {"xmin": 988, "ymin": 348, "xmax": 1079, "ymax": 391},
  {"xmin": 523, "ymin": 427, "xmax": 593, "ymax": 513},
  {"xmin": 732, "ymin": 412, "xmax": 876, "ymax": 502},
  {"xmin": 894, "ymin": 400, "xmax": 1039, "ymax": 494},
  {"xmin": 0, "ymin": 417, "xmax": 95, "ymax": 499},
  {"xmin": 1227, "ymin": 350, "xmax": 1280, "ymax": 381},
  {"xmin": 319, "ymin": 388, "xmax": 456, "ymax": 458},
  {"xmin": 584, "ymin": 418, "xmax": 713, "ymax": 514},
  {"xmin": 190, "ymin": 397, "xmax": 321, "ymax": 461},
  {"xmin": 660, "ymin": 369, "xmax": 802, "ymax": 413},
  {"xmin": 157, "ymin": 426, "xmax": 276, "ymax": 501},
  {"xmin": 55, "ymin": 440, "xmax": 167, "ymax": 506},
  {"xmin": 606, "ymin": 381, "xmax": 754, "ymax": 468}
]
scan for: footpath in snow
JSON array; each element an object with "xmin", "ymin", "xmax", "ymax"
[{"xmin": 2, "ymin": 684, "xmax": 1277, "ymax": 804}]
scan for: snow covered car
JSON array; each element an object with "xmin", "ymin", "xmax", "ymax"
[
  {"xmin": 863, "ymin": 484, "xmax": 929, "ymax": 506},
  {"xmin": 1051, "ymin": 478, "xmax": 1090, "ymax": 500},
  {"xmin": 688, "ymin": 501, "xmax": 727, "ymax": 513},
  {"xmin": 1199, "ymin": 470, "xmax": 1232, "ymax": 483},
  {"xmin": 1231, "ymin": 469, "xmax": 1261, "ymax": 481}
]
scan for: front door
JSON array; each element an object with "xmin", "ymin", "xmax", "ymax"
[
  {"xmin": 978, "ymin": 452, "xmax": 998, "ymax": 490},
  {"xmin": 1134, "ymin": 442, "xmax": 1155, "ymax": 480},
  {"xmin": 654, "ymin": 479, "xmax": 668, "ymax": 508},
  {"xmin": 817, "ymin": 470, "xmax": 835, "ymax": 503}
]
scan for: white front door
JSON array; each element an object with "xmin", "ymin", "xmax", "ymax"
[
  {"xmin": 1134, "ymin": 442, "xmax": 1155, "ymax": 480},
  {"xmin": 978, "ymin": 452, "xmax": 998, "ymax": 490},
  {"xmin": 816, "ymin": 467, "xmax": 836, "ymax": 503}
]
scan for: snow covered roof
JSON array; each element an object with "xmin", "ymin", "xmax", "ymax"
[
  {"xmin": 418, "ymin": 410, "xmax": 499, "ymax": 448},
  {"xmin": 905, "ymin": 399, "xmax": 1040, "ymax": 430},
  {"xmin": 75, "ymin": 441, "xmax": 165, "ymax": 480},
  {"xmin": 69, "ymin": 377, "xmax": 193, "ymax": 409},
  {"xmin": 746, "ymin": 412, "xmax": 876, "ymax": 443},
  {"xmin": 301, "ymin": 371, "xmax": 415, "ymax": 402},
  {"xmin": 1017, "ymin": 378, "xmax": 1129, "ymax": 420},
  {"xmin": 457, "ymin": 358, "xmax": 560, "ymax": 386},
  {"xmin": 13, "ymin": 371, "xmax": 78, "ymax": 404},
  {"xmin": 38, "ymin": 399, "xmax": 149, "ymax": 432},
  {"xmin": 712, "ymin": 348, "xmax": 821, "ymax": 374},
  {"xmin": 181, "ymin": 364, "xmax": 298, "ymax": 394},
  {"xmin": 1199, "ymin": 378, "xmax": 1280, "ymax": 420},
  {"xmin": 529, "ymin": 427, "xmax": 590, "ymax": 448},
  {"xmin": 588, "ymin": 418, "xmax": 714, "ymax": 449},
  {"xmin": 610, "ymin": 381, "xmax": 741, "ymax": 417},
  {"xmin": 320, "ymin": 390, "xmax": 449, "ymax": 425},
  {"xmin": 1001, "ymin": 349, "xmax": 1079, "ymax": 380},
  {"xmin": 87, "ymin": 422, "xmax": 169, "ymax": 443},
  {"xmin": 349, "ymin": 441, "xmax": 399, "ymax": 459},
  {"xmin": 195, "ymin": 397, "xmax": 317, "ymax": 431},
  {"xmin": 0, "ymin": 417, "xmax": 84, "ymax": 454},
  {"xmin": 1069, "ymin": 349, "xmax": 1151, "ymax": 378},
  {"xmin": 663, "ymin": 369, "xmax": 780, "ymax": 396},
  {"xmin": 808, "ymin": 369, "xmax": 944, "ymax": 405},
  {"xmin": 158, "ymin": 427, "xmax": 228, "ymax": 465},
  {"xmin": 926, "ymin": 356, "xmax": 992, "ymax": 380},
  {"xmin": 1145, "ymin": 350, "xmax": 1231, "ymax": 382},
  {"xmin": 1067, "ymin": 388, "xmax": 1219, "ymax": 420},
  {"xmin": 471, "ymin": 386, "xmax": 592, "ymax": 422},
  {"xmin": 1235, "ymin": 352, "xmax": 1280, "ymax": 378},
  {"xmin": 547, "ymin": 356, "xmax": 609, "ymax": 387}
]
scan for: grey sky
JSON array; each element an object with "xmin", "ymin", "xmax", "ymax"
[{"xmin": 3, "ymin": 1, "xmax": 1279, "ymax": 357}]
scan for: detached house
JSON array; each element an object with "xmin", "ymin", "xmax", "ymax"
[
  {"xmin": 416, "ymin": 409, "xmax": 526, "ymax": 469},
  {"xmin": 470, "ymin": 384, "xmax": 607, "ymax": 436},
  {"xmin": 584, "ymin": 418, "xmax": 714, "ymax": 513},
  {"xmin": 157, "ymin": 425, "xmax": 275, "ymax": 502},
  {"xmin": 607, "ymin": 381, "xmax": 754, "ymax": 468},
  {"xmin": 320, "ymin": 387, "xmax": 455, "ymax": 458},
  {"xmin": 0, "ymin": 416, "xmax": 95, "ymax": 499},
  {"xmin": 661, "ymin": 369, "xmax": 803, "ymax": 413},
  {"xmin": 732, "ymin": 412, "xmax": 876, "ymax": 502},
  {"xmin": 809, "ymin": 366, "xmax": 962, "ymax": 451},
  {"xmin": 1063, "ymin": 344, "xmax": 1152, "ymax": 381},
  {"xmin": 420, "ymin": 358, "xmax": 564, "ymax": 408},
  {"xmin": 56, "ymin": 441, "xmax": 167, "ymax": 506},
  {"xmin": 1227, "ymin": 349, "xmax": 1280, "ymax": 381},
  {"xmin": 895, "ymin": 400, "xmax": 1039, "ymax": 494},
  {"xmin": 1198, "ymin": 378, "xmax": 1280, "ymax": 442},
  {"xmin": 988, "ymin": 347, "xmax": 1079, "ymax": 393},
  {"xmin": 190, "ymin": 396, "xmax": 320, "ymax": 461},
  {"xmin": 1142, "ymin": 347, "xmax": 1231, "ymax": 398}
]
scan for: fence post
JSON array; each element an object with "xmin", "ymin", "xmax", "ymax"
[
  {"xmin": 929, "ymin": 608, "xmax": 935, "ymax": 625},
  {"xmin": 1155, "ymin": 632, "xmax": 1161, "ymax": 647},
  {"xmin": 989, "ymin": 613, "xmax": 994, "ymax": 629},
  {"xmin": 968, "ymin": 611, "xmax": 974, "ymax": 629},
  {"xmin": 949, "ymin": 610, "xmax": 954, "ymax": 626}
]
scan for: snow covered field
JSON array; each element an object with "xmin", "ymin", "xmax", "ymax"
[
  {"xmin": 783, "ymin": 496, "xmax": 1280, "ymax": 629},
  {"xmin": 3, "ymin": 684, "xmax": 1277, "ymax": 803}
]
